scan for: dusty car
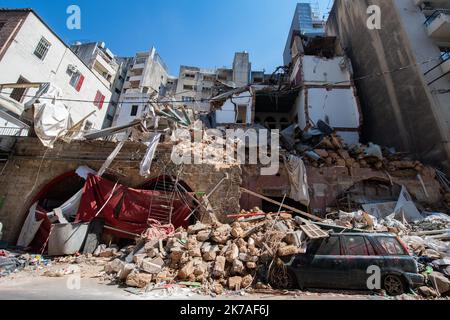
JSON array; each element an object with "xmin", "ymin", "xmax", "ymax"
[{"xmin": 270, "ymin": 233, "xmax": 424, "ymax": 296}]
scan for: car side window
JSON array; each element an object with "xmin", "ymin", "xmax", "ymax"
[
  {"xmin": 366, "ymin": 238, "xmax": 377, "ymax": 255},
  {"xmin": 343, "ymin": 236, "xmax": 369, "ymax": 256},
  {"xmin": 377, "ymin": 237, "xmax": 406, "ymax": 255},
  {"xmin": 316, "ymin": 236, "xmax": 341, "ymax": 255}
]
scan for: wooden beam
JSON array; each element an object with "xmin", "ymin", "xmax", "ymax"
[
  {"xmin": 0, "ymin": 82, "xmax": 43, "ymax": 89},
  {"xmin": 240, "ymin": 187, "xmax": 322, "ymax": 221}
]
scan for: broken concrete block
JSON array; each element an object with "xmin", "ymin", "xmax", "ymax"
[
  {"xmin": 246, "ymin": 262, "xmax": 256, "ymax": 269},
  {"xmin": 170, "ymin": 248, "xmax": 186, "ymax": 263},
  {"xmin": 178, "ymin": 261, "xmax": 195, "ymax": 280},
  {"xmin": 231, "ymin": 226, "xmax": 245, "ymax": 238},
  {"xmin": 239, "ymin": 253, "xmax": 258, "ymax": 262},
  {"xmin": 228, "ymin": 276, "xmax": 243, "ymax": 290},
  {"xmin": 118, "ymin": 263, "xmax": 135, "ymax": 281},
  {"xmin": 203, "ymin": 250, "xmax": 217, "ymax": 261},
  {"xmin": 196, "ymin": 230, "xmax": 211, "ymax": 241},
  {"xmin": 188, "ymin": 246, "xmax": 202, "ymax": 257},
  {"xmin": 213, "ymin": 282, "xmax": 224, "ymax": 295},
  {"xmin": 146, "ymin": 247, "xmax": 159, "ymax": 259},
  {"xmin": 428, "ymin": 272, "xmax": 450, "ymax": 294},
  {"xmin": 126, "ymin": 271, "xmax": 152, "ymax": 288},
  {"xmin": 225, "ymin": 243, "xmax": 239, "ymax": 262},
  {"xmin": 242, "ymin": 274, "xmax": 253, "ymax": 288},
  {"xmin": 133, "ymin": 254, "xmax": 146, "ymax": 265},
  {"xmin": 144, "ymin": 240, "xmax": 159, "ymax": 253},
  {"xmin": 418, "ymin": 286, "xmax": 439, "ymax": 298},
  {"xmin": 188, "ymin": 222, "xmax": 209, "ymax": 234},
  {"xmin": 277, "ymin": 245, "xmax": 299, "ymax": 257},
  {"xmin": 211, "ymin": 224, "xmax": 231, "ymax": 244},
  {"xmin": 213, "ymin": 256, "xmax": 226, "ymax": 277},
  {"xmin": 105, "ymin": 258, "xmax": 125, "ymax": 274},
  {"xmin": 231, "ymin": 259, "xmax": 245, "ymax": 275},
  {"xmin": 140, "ymin": 257, "xmax": 164, "ymax": 274}
]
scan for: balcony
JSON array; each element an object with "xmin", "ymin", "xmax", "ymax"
[
  {"xmin": 0, "ymin": 127, "xmax": 29, "ymax": 137},
  {"xmin": 442, "ymin": 55, "xmax": 450, "ymax": 74},
  {"xmin": 425, "ymin": 10, "xmax": 450, "ymax": 43},
  {"xmin": 132, "ymin": 62, "xmax": 146, "ymax": 70},
  {"xmin": 416, "ymin": 0, "xmax": 450, "ymax": 10}
]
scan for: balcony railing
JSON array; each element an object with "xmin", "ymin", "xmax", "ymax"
[
  {"xmin": 424, "ymin": 9, "xmax": 450, "ymax": 26},
  {"xmin": 0, "ymin": 127, "xmax": 29, "ymax": 136}
]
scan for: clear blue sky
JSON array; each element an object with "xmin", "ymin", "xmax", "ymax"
[{"xmin": 1, "ymin": 0, "xmax": 333, "ymax": 75}]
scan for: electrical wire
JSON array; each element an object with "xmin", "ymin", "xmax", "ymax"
[{"xmin": 0, "ymin": 55, "xmax": 444, "ymax": 105}]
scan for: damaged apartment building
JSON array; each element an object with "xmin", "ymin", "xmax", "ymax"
[{"xmin": 0, "ymin": 5, "xmax": 449, "ymax": 263}]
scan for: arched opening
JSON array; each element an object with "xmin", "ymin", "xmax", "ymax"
[
  {"xmin": 22, "ymin": 171, "xmax": 85, "ymax": 252},
  {"xmin": 336, "ymin": 178, "xmax": 403, "ymax": 212}
]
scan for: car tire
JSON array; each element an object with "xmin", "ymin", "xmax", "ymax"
[
  {"xmin": 383, "ymin": 274, "xmax": 405, "ymax": 296},
  {"xmin": 268, "ymin": 264, "xmax": 298, "ymax": 290}
]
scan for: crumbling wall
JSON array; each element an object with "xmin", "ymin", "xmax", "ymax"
[
  {"xmin": 326, "ymin": 0, "xmax": 450, "ymax": 173},
  {"xmin": 240, "ymin": 163, "xmax": 441, "ymax": 216},
  {"xmin": 0, "ymin": 138, "xmax": 241, "ymax": 243}
]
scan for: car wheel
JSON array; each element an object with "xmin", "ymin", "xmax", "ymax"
[
  {"xmin": 383, "ymin": 274, "xmax": 405, "ymax": 296},
  {"xmin": 268, "ymin": 263, "xmax": 298, "ymax": 289}
]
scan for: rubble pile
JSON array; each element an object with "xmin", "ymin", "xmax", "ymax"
[{"xmin": 101, "ymin": 211, "xmax": 311, "ymax": 294}]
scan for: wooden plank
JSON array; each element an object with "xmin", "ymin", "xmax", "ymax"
[
  {"xmin": 240, "ymin": 187, "xmax": 322, "ymax": 222},
  {"xmin": 300, "ymin": 224, "xmax": 329, "ymax": 239}
]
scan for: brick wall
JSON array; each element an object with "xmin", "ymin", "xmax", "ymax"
[
  {"xmin": 0, "ymin": 138, "xmax": 241, "ymax": 243},
  {"xmin": 0, "ymin": 10, "xmax": 29, "ymax": 61}
]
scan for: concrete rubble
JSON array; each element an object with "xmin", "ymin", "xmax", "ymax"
[{"xmin": 98, "ymin": 210, "xmax": 314, "ymax": 294}]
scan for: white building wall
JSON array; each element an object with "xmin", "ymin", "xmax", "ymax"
[
  {"xmin": 215, "ymin": 91, "xmax": 253, "ymax": 124},
  {"xmin": 0, "ymin": 13, "xmax": 111, "ymax": 130},
  {"xmin": 294, "ymin": 87, "xmax": 361, "ymax": 145},
  {"xmin": 300, "ymin": 56, "xmax": 352, "ymax": 84}
]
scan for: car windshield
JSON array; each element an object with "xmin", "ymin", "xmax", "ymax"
[{"xmin": 315, "ymin": 236, "xmax": 341, "ymax": 255}]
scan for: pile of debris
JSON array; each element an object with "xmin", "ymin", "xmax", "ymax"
[{"xmin": 100, "ymin": 211, "xmax": 325, "ymax": 294}]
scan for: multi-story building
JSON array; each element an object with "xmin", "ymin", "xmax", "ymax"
[
  {"xmin": 174, "ymin": 51, "xmax": 266, "ymax": 112},
  {"xmin": 0, "ymin": 9, "xmax": 112, "ymax": 132},
  {"xmin": 112, "ymin": 47, "xmax": 169, "ymax": 127},
  {"xmin": 70, "ymin": 42, "xmax": 134, "ymax": 128},
  {"xmin": 326, "ymin": 0, "xmax": 450, "ymax": 173},
  {"xmin": 283, "ymin": 2, "xmax": 326, "ymax": 66}
]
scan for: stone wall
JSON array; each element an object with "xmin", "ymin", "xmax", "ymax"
[{"xmin": 0, "ymin": 138, "xmax": 241, "ymax": 243}]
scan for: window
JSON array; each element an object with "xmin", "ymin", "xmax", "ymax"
[
  {"xmin": 115, "ymin": 88, "xmax": 121, "ymax": 95},
  {"xmin": 131, "ymin": 105, "xmax": 139, "ymax": 116},
  {"xmin": 316, "ymin": 236, "xmax": 341, "ymax": 255},
  {"xmin": 10, "ymin": 76, "xmax": 30, "ymax": 102},
  {"xmin": 236, "ymin": 105, "xmax": 247, "ymax": 124},
  {"xmin": 94, "ymin": 91, "xmax": 105, "ymax": 109},
  {"xmin": 183, "ymin": 85, "xmax": 194, "ymax": 91},
  {"xmin": 69, "ymin": 72, "xmax": 85, "ymax": 92},
  {"xmin": 377, "ymin": 237, "xmax": 407, "ymax": 255},
  {"xmin": 182, "ymin": 96, "xmax": 194, "ymax": 102},
  {"xmin": 34, "ymin": 37, "xmax": 51, "ymax": 60},
  {"xmin": 184, "ymin": 73, "xmax": 195, "ymax": 79},
  {"xmin": 343, "ymin": 236, "xmax": 369, "ymax": 256},
  {"xmin": 84, "ymin": 121, "xmax": 93, "ymax": 131}
]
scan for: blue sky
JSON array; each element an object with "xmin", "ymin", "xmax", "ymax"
[{"xmin": 1, "ymin": 0, "xmax": 333, "ymax": 75}]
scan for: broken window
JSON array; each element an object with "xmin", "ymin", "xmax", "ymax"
[
  {"xmin": 93, "ymin": 90, "xmax": 105, "ymax": 109},
  {"xmin": 236, "ymin": 105, "xmax": 247, "ymax": 124},
  {"xmin": 316, "ymin": 236, "xmax": 341, "ymax": 255},
  {"xmin": 9, "ymin": 76, "xmax": 30, "ymax": 102},
  {"xmin": 69, "ymin": 72, "xmax": 85, "ymax": 92},
  {"xmin": 131, "ymin": 105, "xmax": 139, "ymax": 116},
  {"xmin": 183, "ymin": 84, "xmax": 194, "ymax": 91},
  {"xmin": 34, "ymin": 37, "xmax": 51, "ymax": 60},
  {"xmin": 343, "ymin": 236, "xmax": 369, "ymax": 256}
]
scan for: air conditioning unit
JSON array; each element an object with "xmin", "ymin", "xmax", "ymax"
[{"xmin": 67, "ymin": 64, "xmax": 78, "ymax": 74}]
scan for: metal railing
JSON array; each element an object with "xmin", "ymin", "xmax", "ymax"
[
  {"xmin": 0, "ymin": 127, "xmax": 29, "ymax": 136},
  {"xmin": 424, "ymin": 9, "xmax": 450, "ymax": 26}
]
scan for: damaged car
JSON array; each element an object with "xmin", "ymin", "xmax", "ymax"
[{"xmin": 270, "ymin": 233, "xmax": 424, "ymax": 296}]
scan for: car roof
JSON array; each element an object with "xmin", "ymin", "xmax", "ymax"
[{"xmin": 328, "ymin": 232, "xmax": 397, "ymax": 237}]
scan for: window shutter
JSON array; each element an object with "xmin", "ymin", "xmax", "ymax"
[
  {"xmin": 76, "ymin": 74, "xmax": 85, "ymax": 92},
  {"xmin": 99, "ymin": 94, "xmax": 105, "ymax": 109}
]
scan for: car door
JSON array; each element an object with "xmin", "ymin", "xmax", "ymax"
[
  {"xmin": 341, "ymin": 235, "xmax": 385, "ymax": 289},
  {"xmin": 299, "ymin": 235, "xmax": 349, "ymax": 289}
]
